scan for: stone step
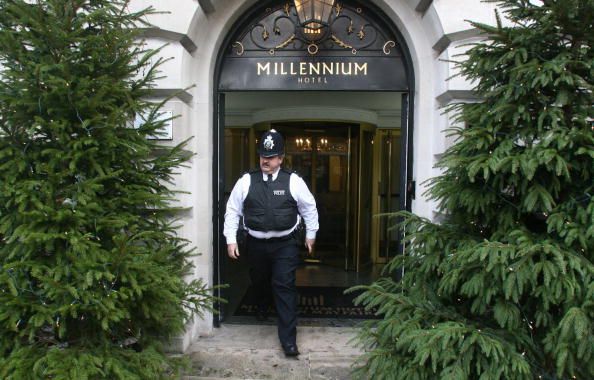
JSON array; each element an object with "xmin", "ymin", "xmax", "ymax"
[{"xmin": 184, "ymin": 324, "xmax": 364, "ymax": 380}]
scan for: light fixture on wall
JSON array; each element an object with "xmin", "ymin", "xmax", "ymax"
[{"xmin": 293, "ymin": 0, "xmax": 335, "ymax": 36}]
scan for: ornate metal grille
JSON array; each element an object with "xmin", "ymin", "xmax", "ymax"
[{"xmin": 228, "ymin": 1, "xmax": 401, "ymax": 58}]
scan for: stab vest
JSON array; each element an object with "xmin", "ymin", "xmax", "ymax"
[{"xmin": 243, "ymin": 169, "xmax": 298, "ymax": 232}]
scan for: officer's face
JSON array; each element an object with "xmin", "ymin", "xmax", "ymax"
[{"xmin": 260, "ymin": 155, "xmax": 283, "ymax": 174}]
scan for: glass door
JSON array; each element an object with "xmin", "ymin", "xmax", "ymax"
[
  {"xmin": 278, "ymin": 124, "xmax": 352, "ymax": 269},
  {"xmin": 237, "ymin": 122, "xmax": 381, "ymax": 274}
]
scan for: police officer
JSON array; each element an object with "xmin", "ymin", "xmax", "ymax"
[{"xmin": 224, "ymin": 129, "xmax": 319, "ymax": 357}]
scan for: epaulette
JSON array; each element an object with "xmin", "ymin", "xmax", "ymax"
[
  {"xmin": 281, "ymin": 167, "xmax": 301, "ymax": 177},
  {"xmin": 247, "ymin": 168, "xmax": 261, "ymax": 175}
]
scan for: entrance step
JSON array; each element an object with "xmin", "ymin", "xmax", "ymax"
[{"xmin": 184, "ymin": 324, "xmax": 364, "ymax": 380}]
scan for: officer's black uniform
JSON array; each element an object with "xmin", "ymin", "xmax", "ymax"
[
  {"xmin": 244, "ymin": 168, "xmax": 300, "ymax": 349},
  {"xmin": 224, "ymin": 129, "xmax": 318, "ymax": 357}
]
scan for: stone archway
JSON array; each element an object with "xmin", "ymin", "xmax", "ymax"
[{"xmin": 210, "ymin": 0, "xmax": 418, "ymax": 326}]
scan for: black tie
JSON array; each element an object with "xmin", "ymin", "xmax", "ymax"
[{"xmin": 267, "ymin": 174, "xmax": 272, "ymax": 184}]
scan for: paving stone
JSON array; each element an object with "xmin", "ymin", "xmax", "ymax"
[{"xmin": 185, "ymin": 324, "xmax": 363, "ymax": 380}]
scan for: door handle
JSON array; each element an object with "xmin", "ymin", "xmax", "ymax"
[{"xmin": 406, "ymin": 180, "xmax": 416, "ymax": 200}]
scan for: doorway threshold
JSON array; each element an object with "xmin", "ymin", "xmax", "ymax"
[
  {"xmin": 185, "ymin": 324, "xmax": 363, "ymax": 379},
  {"xmin": 224, "ymin": 316, "xmax": 366, "ymax": 328}
]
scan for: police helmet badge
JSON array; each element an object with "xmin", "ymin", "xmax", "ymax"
[{"xmin": 263, "ymin": 135, "xmax": 275, "ymax": 151}]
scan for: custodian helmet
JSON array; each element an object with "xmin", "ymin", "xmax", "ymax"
[{"xmin": 257, "ymin": 129, "xmax": 285, "ymax": 157}]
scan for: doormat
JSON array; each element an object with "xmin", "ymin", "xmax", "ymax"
[{"xmin": 234, "ymin": 286, "xmax": 379, "ymax": 319}]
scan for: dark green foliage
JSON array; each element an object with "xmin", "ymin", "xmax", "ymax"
[
  {"xmin": 351, "ymin": 1, "xmax": 593, "ymax": 379},
  {"xmin": 0, "ymin": 1, "xmax": 215, "ymax": 378}
]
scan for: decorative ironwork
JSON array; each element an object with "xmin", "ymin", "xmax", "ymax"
[
  {"xmin": 220, "ymin": 1, "xmax": 410, "ymax": 91},
  {"xmin": 262, "ymin": 25, "xmax": 270, "ymax": 40},
  {"xmin": 276, "ymin": 34, "xmax": 296, "ymax": 49},
  {"xmin": 227, "ymin": 1, "xmax": 402, "ymax": 57},
  {"xmin": 331, "ymin": 35, "xmax": 352, "ymax": 50},
  {"xmin": 383, "ymin": 40, "xmax": 396, "ymax": 55},
  {"xmin": 357, "ymin": 25, "xmax": 365, "ymax": 40},
  {"xmin": 334, "ymin": 2, "xmax": 343, "ymax": 17},
  {"xmin": 232, "ymin": 41, "xmax": 244, "ymax": 56}
]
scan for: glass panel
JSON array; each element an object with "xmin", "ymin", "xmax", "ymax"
[
  {"xmin": 313, "ymin": 1, "xmax": 323, "ymax": 22},
  {"xmin": 320, "ymin": 0, "xmax": 334, "ymax": 23},
  {"xmin": 278, "ymin": 127, "xmax": 350, "ymax": 270},
  {"xmin": 224, "ymin": 128, "xmax": 250, "ymax": 194},
  {"xmin": 294, "ymin": 0, "xmax": 308, "ymax": 24},
  {"xmin": 222, "ymin": 127, "xmax": 252, "ymax": 322}
]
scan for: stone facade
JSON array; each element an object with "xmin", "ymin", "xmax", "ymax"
[{"xmin": 128, "ymin": 0, "xmax": 501, "ymax": 352}]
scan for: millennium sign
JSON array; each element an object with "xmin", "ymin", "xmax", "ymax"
[
  {"xmin": 217, "ymin": 2, "xmax": 410, "ymax": 91},
  {"xmin": 220, "ymin": 56, "xmax": 407, "ymax": 91},
  {"xmin": 257, "ymin": 61, "xmax": 368, "ymax": 77}
]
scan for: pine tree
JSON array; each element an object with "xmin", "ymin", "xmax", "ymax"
[
  {"xmin": 351, "ymin": 1, "xmax": 593, "ymax": 379},
  {"xmin": 0, "ymin": 1, "xmax": 214, "ymax": 378}
]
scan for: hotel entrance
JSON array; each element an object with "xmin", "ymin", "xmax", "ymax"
[
  {"xmin": 212, "ymin": 0, "xmax": 414, "ymax": 323},
  {"xmin": 220, "ymin": 112, "xmax": 404, "ymax": 322}
]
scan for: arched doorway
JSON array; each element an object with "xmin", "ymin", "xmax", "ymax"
[{"xmin": 212, "ymin": 0, "xmax": 415, "ymax": 325}]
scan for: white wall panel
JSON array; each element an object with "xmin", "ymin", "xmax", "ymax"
[{"xmin": 130, "ymin": 0, "xmax": 199, "ymax": 36}]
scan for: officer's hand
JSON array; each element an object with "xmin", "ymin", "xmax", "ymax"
[
  {"xmin": 227, "ymin": 243, "xmax": 240, "ymax": 259},
  {"xmin": 305, "ymin": 239, "xmax": 315, "ymax": 255}
]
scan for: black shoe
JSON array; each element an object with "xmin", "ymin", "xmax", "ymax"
[{"xmin": 283, "ymin": 344, "xmax": 300, "ymax": 357}]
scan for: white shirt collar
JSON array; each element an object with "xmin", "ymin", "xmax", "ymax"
[{"xmin": 262, "ymin": 168, "xmax": 281, "ymax": 181}]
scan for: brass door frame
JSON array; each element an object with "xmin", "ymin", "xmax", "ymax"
[
  {"xmin": 344, "ymin": 126, "xmax": 352, "ymax": 270},
  {"xmin": 370, "ymin": 128, "xmax": 402, "ymax": 265},
  {"xmin": 354, "ymin": 123, "xmax": 376, "ymax": 272}
]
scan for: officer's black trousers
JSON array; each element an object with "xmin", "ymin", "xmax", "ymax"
[{"xmin": 246, "ymin": 235, "xmax": 299, "ymax": 348}]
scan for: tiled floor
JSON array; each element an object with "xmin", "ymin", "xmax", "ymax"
[
  {"xmin": 221, "ymin": 255, "xmax": 384, "ymax": 323},
  {"xmin": 296, "ymin": 263, "xmax": 382, "ymax": 287}
]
